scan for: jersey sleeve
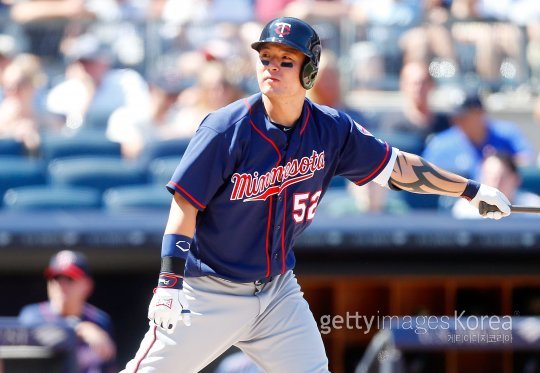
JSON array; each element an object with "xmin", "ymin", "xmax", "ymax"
[
  {"xmin": 336, "ymin": 119, "xmax": 396, "ymax": 186},
  {"xmin": 167, "ymin": 124, "xmax": 233, "ymax": 210}
]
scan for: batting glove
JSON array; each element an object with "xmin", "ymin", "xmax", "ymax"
[
  {"xmin": 469, "ymin": 183, "xmax": 511, "ymax": 220},
  {"xmin": 148, "ymin": 277, "xmax": 191, "ymax": 334}
]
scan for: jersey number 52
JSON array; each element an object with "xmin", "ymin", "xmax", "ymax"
[{"xmin": 292, "ymin": 191, "xmax": 322, "ymax": 223}]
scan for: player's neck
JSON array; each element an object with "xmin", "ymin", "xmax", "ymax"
[{"xmin": 262, "ymin": 94, "xmax": 304, "ymax": 127}]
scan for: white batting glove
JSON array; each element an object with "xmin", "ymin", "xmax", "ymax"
[
  {"xmin": 148, "ymin": 287, "xmax": 191, "ymax": 334},
  {"xmin": 469, "ymin": 184, "xmax": 511, "ymax": 220}
]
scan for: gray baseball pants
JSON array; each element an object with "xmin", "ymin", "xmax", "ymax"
[{"xmin": 122, "ymin": 270, "xmax": 330, "ymax": 372}]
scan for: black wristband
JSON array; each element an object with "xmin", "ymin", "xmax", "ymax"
[
  {"xmin": 158, "ymin": 257, "xmax": 185, "ymax": 289},
  {"xmin": 160, "ymin": 256, "xmax": 186, "ymax": 275},
  {"xmin": 158, "ymin": 273, "xmax": 183, "ymax": 289},
  {"xmin": 461, "ymin": 180, "xmax": 480, "ymax": 201}
]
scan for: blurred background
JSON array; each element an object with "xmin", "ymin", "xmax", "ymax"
[{"xmin": 0, "ymin": 0, "xmax": 540, "ymax": 372}]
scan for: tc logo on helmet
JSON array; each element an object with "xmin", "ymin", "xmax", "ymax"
[{"xmin": 274, "ymin": 22, "xmax": 291, "ymax": 37}]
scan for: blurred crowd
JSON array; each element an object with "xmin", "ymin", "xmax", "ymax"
[{"xmin": 0, "ymin": 0, "xmax": 539, "ymax": 215}]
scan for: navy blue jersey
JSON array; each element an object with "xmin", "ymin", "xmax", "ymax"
[
  {"xmin": 167, "ymin": 93, "xmax": 395, "ymax": 282},
  {"xmin": 19, "ymin": 302, "xmax": 115, "ymax": 372}
]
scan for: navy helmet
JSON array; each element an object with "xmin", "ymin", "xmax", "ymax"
[{"xmin": 251, "ymin": 17, "xmax": 321, "ymax": 89}]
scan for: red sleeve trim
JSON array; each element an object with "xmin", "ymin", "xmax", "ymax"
[
  {"xmin": 168, "ymin": 181, "xmax": 206, "ymax": 210},
  {"xmin": 354, "ymin": 142, "xmax": 391, "ymax": 185}
]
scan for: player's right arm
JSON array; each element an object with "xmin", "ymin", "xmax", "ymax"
[
  {"xmin": 165, "ymin": 192, "xmax": 198, "ymax": 237},
  {"xmin": 148, "ymin": 192, "xmax": 199, "ymax": 333}
]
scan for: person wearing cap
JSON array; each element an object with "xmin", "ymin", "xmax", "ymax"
[
  {"xmin": 123, "ymin": 17, "xmax": 512, "ymax": 373},
  {"xmin": 45, "ymin": 33, "xmax": 149, "ymax": 132},
  {"xmin": 19, "ymin": 250, "xmax": 116, "ymax": 373},
  {"xmin": 422, "ymin": 91, "xmax": 535, "ymax": 179}
]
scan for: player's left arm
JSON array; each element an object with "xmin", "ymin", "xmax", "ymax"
[{"xmin": 388, "ymin": 151, "xmax": 511, "ymax": 219}]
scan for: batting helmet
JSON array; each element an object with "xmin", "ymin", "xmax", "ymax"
[{"xmin": 251, "ymin": 17, "xmax": 321, "ymax": 90}]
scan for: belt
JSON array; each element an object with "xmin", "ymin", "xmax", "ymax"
[{"xmin": 254, "ymin": 277, "xmax": 273, "ymax": 286}]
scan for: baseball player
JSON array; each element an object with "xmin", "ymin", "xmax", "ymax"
[
  {"xmin": 19, "ymin": 250, "xmax": 116, "ymax": 373},
  {"xmin": 122, "ymin": 17, "xmax": 511, "ymax": 373}
]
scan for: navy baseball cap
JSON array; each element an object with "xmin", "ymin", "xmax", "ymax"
[
  {"xmin": 44, "ymin": 250, "xmax": 91, "ymax": 280},
  {"xmin": 451, "ymin": 91, "xmax": 484, "ymax": 116}
]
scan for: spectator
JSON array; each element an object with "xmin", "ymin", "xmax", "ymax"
[
  {"xmin": 285, "ymin": 0, "xmax": 351, "ymax": 55},
  {"xmin": 160, "ymin": 0, "xmax": 254, "ymax": 26},
  {"xmin": 45, "ymin": 33, "xmax": 149, "ymax": 133},
  {"xmin": 106, "ymin": 71, "xmax": 189, "ymax": 159},
  {"xmin": 450, "ymin": 0, "xmax": 526, "ymax": 84},
  {"xmin": 171, "ymin": 60, "xmax": 243, "ymax": 139},
  {"xmin": 375, "ymin": 61, "xmax": 451, "ymax": 145},
  {"xmin": 307, "ymin": 50, "xmax": 367, "ymax": 125},
  {"xmin": 422, "ymin": 91, "xmax": 535, "ymax": 178},
  {"xmin": 284, "ymin": 0, "xmax": 350, "ymax": 20},
  {"xmin": 19, "ymin": 250, "xmax": 116, "ymax": 373},
  {"xmin": 349, "ymin": 0, "xmax": 422, "ymax": 26},
  {"xmin": 398, "ymin": 0, "xmax": 458, "ymax": 78},
  {"xmin": 255, "ymin": 0, "xmax": 295, "ymax": 23},
  {"xmin": 0, "ymin": 53, "xmax": 46, "ymax": 154},
  {"xmin": 9, "ymin": 0, "xmax": 97, "ymax": 66},
  {"xmin": 452, "ymin": 152, "xmax": 540, "ymax": 219},
  {"xmin": 0, "ymin": 33, "xmax": 17, "ymax": 100}
]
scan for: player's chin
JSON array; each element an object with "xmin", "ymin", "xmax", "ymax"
[{"xmin": 260, "ymin": 84, "xmax": 279, "ymax": 96}]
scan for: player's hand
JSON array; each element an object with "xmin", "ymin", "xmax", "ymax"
[
  {"xmin": 75, "ymin": 321, "xmax": 116, "ymax": 361},
  {"xmin": 148, "ymin": 287, "xmax": 191, "ymax": 333},
  {"xmin": 469, "ymin": 184, "xmax": 511, "ymax": 219}
]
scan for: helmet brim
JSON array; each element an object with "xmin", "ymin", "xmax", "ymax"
[{"xmin": 251, "ymin": 39, "xmax": 312, "ymax": 59}]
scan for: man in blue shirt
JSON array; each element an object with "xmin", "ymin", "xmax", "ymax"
[{"xmin": 422, "ymin": 92, "xmax": 535, "ymax": 179}]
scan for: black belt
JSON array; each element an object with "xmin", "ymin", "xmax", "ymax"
[{"xmin": 254, "ymin": 277, "xmax": 273, "ymax": 286}]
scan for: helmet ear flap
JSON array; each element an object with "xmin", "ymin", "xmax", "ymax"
[
  {"xmin": 301, "ymin": 43, "xmax": 320, "ymax": 89},
  {"xmin": 301, "ymin": 60, "xmax": 318, "ymax": 90}
]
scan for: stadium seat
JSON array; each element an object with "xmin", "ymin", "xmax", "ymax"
[
  {"xmin": 48, "ymin": 156, "xmax": 148, "ymax": 194},
  {"xmin": 0, "ymin": 139, "xmax": 25, "ymax": 156},
  {"xmin": 138, "ymin": 138, "xmax": 190, "ymax": 167},
  {"xmin": 39, "ymin": 132, "xmax": 122, "ymax": 162},
  {"xmin": 148, "ymin": 156, "xmax": 181, "ymax": 185},
  {"xmin": 520, "ymin": 166, "xmax": 540, "ymax": 195},
  {"xmin": 3, "ymin": 186, "xmax": 102, "ymax": 210},
  {"xmin": 0, "ymin": 157, "xmax": 47, "ymax": 203},
  {"xmin": 103, "ymin": 184, "xmax": 171, "ymax": 211}
]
